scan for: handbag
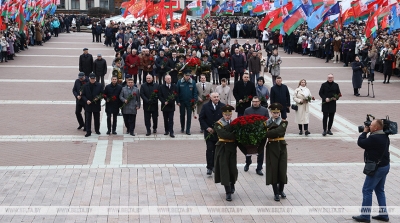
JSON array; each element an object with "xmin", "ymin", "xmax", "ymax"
[
  {"xmin": 264, "ymin": 66, "xmax": 269, "ymax": 72},
  {"xmin": 291, "ymin": 104, "xmax": 298, "ymax": 111},
  {"xmin": 363, "ymin": 139, "xmax": 388, "ymax": 176}
]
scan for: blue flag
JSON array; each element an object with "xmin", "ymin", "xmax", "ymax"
[
  {"xmin": 307, "ymin": 4, "xmax": 328, "ymax": 30},
  {"xmin": 323, "ymin": 2, "xmax": 340, "ymax": 21},
  {"xmin": 389, "ymin": 5, "xmax": 400, "ymax": 34}
]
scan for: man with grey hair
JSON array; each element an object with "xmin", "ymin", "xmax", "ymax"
[{"xmin": 199, "ymin": 92, "xmax": 225, "ymax": 175}]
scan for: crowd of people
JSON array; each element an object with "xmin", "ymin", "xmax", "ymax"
[{"xmin": 1, "ymin": 13, "xmax": 390, "ymax": 220}]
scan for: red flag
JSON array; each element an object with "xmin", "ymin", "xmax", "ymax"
[
  {"xmin": 381, "ymin": 15, "xmax": 388, "ymax": 29},
  {"xmin": 258, "ymin": 8, "xmax": 280, "ymax": 30},
  {"xmin": 180, "ymin": 8, "xmax": 187, "ymax": 25}
]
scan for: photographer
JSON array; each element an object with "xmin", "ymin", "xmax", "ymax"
[{"xmin": 352, "ymin": 119, "xmax": 390, "ymax": 223}]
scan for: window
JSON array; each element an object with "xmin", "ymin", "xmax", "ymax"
[
  {"xmin": 58, "ymin": 0, "xmax": 65, "ymax": 9},
  {"xmin": 87, "ymin": 0, "xmax": 94, "ymax": 9},
  {"xmin": 100, "ymin": 0, "xmax": 109, "ymax": 9},
  {"xmin": 71, "ymin": 0, "xmax": 80, "ymax": 9}
]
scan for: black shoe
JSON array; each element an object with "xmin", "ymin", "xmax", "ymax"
[
  {"xmin": 164, "ymin": 132, "xmax": 169, "ymax": 135},
  {"xmin": 383, "ymin": 81, "xmax": 386, "ymax": 84},
  {"xmin": 226, "ymin": 193, "xmax": 232, "ymax": 201},
  {"xmin": 343, "ymin": 64, "xmax": 348, "ymax": 67},
  {"xmin": 180, "ymin": 129, "xmax": 184, "ymax": 133},
  {"xmin": 352, "ymin": 216, "xmax": 370, "ymax": 222},
  {"xmin": 356, "ymin": 93, "xmax": 360, "ymax": 96},
  {"xmin": 130, "ymin": 132, "xmax": 135, "ymax": 136},
  {"xmin": 85, "ymin": 133, "xmax": 91, "ymax": 137},
  {"xmin": 386, "ymin": 82, "xmax": 390, "ymax": 84},
  {"xmin": 299, "ymin": 130, "xmax": 303, "ymax": 135},
  {"xmin": 170, "ymin": 134, "xmax": 175, "ymax": 138},
  {"xmin": 153, "ymin": 129, "xmax": 157, "ymax": 133},
  {"xmin": 96, "ymin": 131, "xmax": 101, "ymax": 135},
  {"xmin": 106, "ymin": 131, "xmax": 110, "ymax": 135},
  {"xmin": 126, "ymin": 131, "xmax": 129, "ymax": 134},
  {"xmin": 327, "ymin": 130, "xmax": 333, "ymax": 135},
  {"xmin": 83, "ymin": 128, "xmax": 86, "ymax": 131},
  {"xmin": 186, "ymin": 132, "xmax": 191, "ymax": 135},
  {"xmin": 305, "ymin": 130, "xmax": 310, "ymax": 136},
  {"xmin": 280, "ymin": 191, "xmax": 286, "ymax": 198},
  {"xmin": 274, "ymin": 194, "xmax": 280, "ymax": 201},
  {"xmin": 244, "ymin": 164, "xmax": 249, "ymax": 172},
  {"xmin": 231, "ymin": 183, "xmax": 235, "ymax": 194},
  {"xmin": 112, "ymin": 131, "xmax": 117, "ymax": 135},
  {"xmin": 77, "ymin": 125, "xmax": 84, "ymax": 130},
  {"xmin": 256, "ymin": 170, "xmax": 263, "ymax": 176},
  {"xmin": 207, "ymin": 169, "xmax": 212, "ymax": 175},
  {"xmin": 371, "ymin": 215, "xmax": 389, "ymax": 222},
  {"xmin": 322, "ymin": 131, "xmax": 327, "ymax": 136},
  {"xmin": 146, "ymin": 132, "xmax": 151, "ymax": 136}
]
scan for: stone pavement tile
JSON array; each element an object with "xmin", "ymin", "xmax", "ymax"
[
  {"xmin": 0, "ymin": 82, "xmax": 73, "ymax": 101},
  {"xmin": 0, "ymin": 67, "xmax": 78, "ymax": 80},
  {"xmin": 0, "ymin": 142, "xmax": 93, "ymax": 166}
]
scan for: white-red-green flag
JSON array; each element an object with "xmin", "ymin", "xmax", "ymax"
[
  {"xmin": 187, "ymin": 0, "xmax": 201, "ymax": 11},
  {"xmin": 283, "ymin": 5, "xmax": 307, "ymax": 35}
]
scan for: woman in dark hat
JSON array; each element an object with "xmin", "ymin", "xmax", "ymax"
[
  {"xmin": 264, "ymin": 103, "xmax": 288, "ymax": 201},
  {"xmin": 214, "ymin": 105, "xmax": 238, "ymax": 201}
]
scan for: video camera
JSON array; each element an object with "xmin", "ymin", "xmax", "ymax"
[{"xmin": 358, "ymin": 114, "xmax": 398, "ymax": 135}]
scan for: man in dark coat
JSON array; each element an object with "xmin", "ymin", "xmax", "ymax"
[
  {"xmin": 231, "ymin": 48, "xmax": 246, "ymax": 83},
  {"xmin": 215, "ymin": 52, "xmax": 231, "ymax": 85},
  {"xmin": 140, "ymin": 74, "xmax": 159, "ymax": 136},
  {"xmin": 158, "ymin": 74, "xmax": 177, "ymax": 138},
  {"xmin": 176, "ymin": 70, "xmax": 198, "ymax": 135},
  {"xmin": 319, "ymin": 73, "xmax": 341, "ymax": 136},
  {"xmin": 214, "ymin": 105, "xmax": 237, "ymax": 202},
  {"xmin": 232, "ymin": 73, "xmax": 256, "ymax": 117},
  {"xmin": 167, "ymin": 52, "xmax": 180, "ymax": 84},
  {"xmin": 199, "ymin": 92, "xmax": 225, "ymax": 176},
  {"xmin": 324, "ymin": 34, "xmax": 332, "ymax": 63},
  {"xmin": 352, "ymin": 56, "xmax": 364, "ymax": 96},
  {"xmin": 230, "ymin": 39, "xmax": 241, "ymax": 54},
  {"xmin": 72, "ymin": 72, "xmax": 88, "ymax": 131},
  {"xmin": 93, "ymin": 54, "xmax": 107, "ymax": 88},
  {"xmin": 104, "ymin": 76, "xmax": 122, "ymax": 135},
  {"xmin": 79, "ymin": 48, "xmax": 93, "ymax": 76},
  {"xmin": 265, "ymin": 103, "xmax": 288, "ymax": 202},
  {"xmin": 81, "ymin": 73, "xmax": 104, "ymax": 137},
  {"xmin": 270, "ymin": 77, "xmax": 290, "ymax": 119},
  {"xmin": 155, "ymin": 50, "xmax": 171, "ymax": 85}
]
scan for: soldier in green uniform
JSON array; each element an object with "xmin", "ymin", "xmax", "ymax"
[
  {"xmin": 214, "ymin": 105, "xmax": 238, "ymax": 201},
  {"xmin": 265, "ymin": 103, "xmax": 288, "ymax": 201}
]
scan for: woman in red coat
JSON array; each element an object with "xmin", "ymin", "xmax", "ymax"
[{"xmin": 125, "ymin": 49, "xmax": 141, "ymax": 85}]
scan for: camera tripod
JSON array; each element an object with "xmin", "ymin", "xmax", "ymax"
[{"xmin": 360, "ymin": 67, "xmax": 375, "ymax": 98}]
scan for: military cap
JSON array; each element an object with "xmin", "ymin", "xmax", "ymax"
[
  {"xmin": 221, "ymin": 105, "xmax": 235, "ymax": 114},
  {"xmin": 269, "ymin": 103, "xmax": 283, "ymax": 113}
]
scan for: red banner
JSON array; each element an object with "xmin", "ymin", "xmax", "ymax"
[{"xmin": 148, "ymin": 23, "xmax": 190, "ymax": 35}]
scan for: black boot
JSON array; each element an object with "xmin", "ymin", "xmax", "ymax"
[
  {"xmin": 298, "ymin": 124, "xmax": 303, "ymax": 135},
  {"xmin": 272, "ymin": 184, "xmax": 280, "ymax": 201},
  {"xmin": 224, "ymin": 185, "xmax": 232, "ymax": 201},
  {"xmin": 387, "ymin": 75, "xmax": 391, "ymax": 83},
  {"xmin": 279, "ymin": 183, "xmax": 286, "ymax": 198},
  {"xmin": 304, "ymin": 124, "xmax": 310, "ymax": 135},
  {"xmin": 230, "ymin": 183, "xmax": 235, "ymax": 194}
]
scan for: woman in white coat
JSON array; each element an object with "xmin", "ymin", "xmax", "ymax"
[{"xmin": 293, "ymin": 79, "xmax": 312, "ymax": 136}]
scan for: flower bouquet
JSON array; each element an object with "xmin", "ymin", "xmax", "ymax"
[
  {"xmin": 322, "ymin": 93, "xmax": 342, "ymax": 104},
  {"xmin": 238, "ymin": 95, "xmax": 253, "ymax": 107},
  {"xmin": 190, "ymin": 98, "xmax": 197, "ymax": 119},
  {"xmin": 148, "ymin": 89, "xmax": 159, "ymax": 110},
  {"xmin": 197, "ymin": 94, "xmax": 210, "ymax": 106},
  {"xmin": 92, "ymin": 93, "xmax": 104, "ymax": 104},
  {"xmin": 260, "ymin": 59, "xmax": 266, "ymax": 67},
  {"xmin": 162, "ymin": 91, "xmax": 178, "ymax": 110},
  {"xmin": 79, "ymin": 81, "xmax": 86, "ymax": 94},
  {"xmin": 120, "ymin": 92, "xmax": 137, "ymax": 109},
  {"xmin": 306, "ymin": 96, "xmax": 315, "ymax": 103},
  {"xmin": 102, "ymin": 94, "xmax": 117, "ymax": 107},
  {"xmin": 231, "ymin": 114, "xmax": 268, "ymax": 154},
  {"xmin": 185, "ymin": 57, "xmax": 201, "ymax": 74},
  {"xmin": 161, "ymin": 57, "xmax": 168, "ymax": 69}
]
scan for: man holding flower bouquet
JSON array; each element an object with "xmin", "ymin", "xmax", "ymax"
[
  {"xmin": 233, "ymin": 73, "xmax": 257, "ymax": 117},
  {"xmin": 176, "ymin": 70, "xmax": 198, "ymax": 135},
  {"xmin": 196, "ymin": 74, "xmax": 214, "ymax": 133},
  {"xmin": 319, "ymin": 74, "xmax": 341, "ymax": 136},
  {"xmin": 104, "ymin": 76, "xmax": 122, "ymax": 135},
  {"xmin": 119, "ymin": 78, "xmax": 141, "ymax": 136},
  {"xmin": 81, "ymin": 73, "xmax": 104, "ymax": 137},
  {"xmin": 72, "ymin": 72, "xmax": 88, "ymax": 131},
  {"xmin": 140, "ymin": 75, "xmax": 160, "ymax": 136},
  {"xmin": 158, "ymin": 75, "xmax": 178, "ymax": 138}
]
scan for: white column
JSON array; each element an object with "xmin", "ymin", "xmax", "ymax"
[
  {"xmin": 80, "ymin": 0, "xmax": 86, "ymax": 10},
  {"xmin": 94, "ymin": 0, "xmax": 100, "ymax": 7}
]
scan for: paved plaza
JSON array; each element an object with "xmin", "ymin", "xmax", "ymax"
[{"xmin": 0, "ymin": 32, "xmax": 400, "ymax": 222}]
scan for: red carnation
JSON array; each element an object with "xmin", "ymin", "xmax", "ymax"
[
  {"xmin": 154, "ymin": 89, "xmax": 158, "ymax": 93},
  {"xmin": 248, "ymin": 96, "xmax": 253, "ymax": 99},
  {"xmin": 190, "ymin": 99, "xmax": 195, "ymax": 103},
  {"xmin": 339, "ymin": 93, "xmax": 342, "ymax": 97},
  {"xmin": 103, "ymin": 94, "xmax": 107, "ymax": 98},
  {"xmin": 312, "ymin": 96, "xmax": 315, "ymax": 100},
  {"xmin": 265, "ymin": 95, "xmax": 269, "ymax": 100},
  {"xmin": 112, "ymin": 96, "xmax": 117, "ymax": 101},
  {"xmin": 133, "ymin": 92, "xmax": 137, "ymax": 96}
]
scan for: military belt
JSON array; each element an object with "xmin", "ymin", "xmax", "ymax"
[
  {"xmin": 218, "ymin": 138, "xmax": 235, "ymax": 143},
  {"xmin": 268, "ymin": 137, "xmax": 285, "ymax": 142}
]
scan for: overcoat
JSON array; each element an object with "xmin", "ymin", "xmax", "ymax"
[
  {"xmin": 352, "ymin": 61, "xmax": 364, "ymax": 89},
  {"xmin": 319, "ymin": 81, "xmax": 341, "ymax": 113}
]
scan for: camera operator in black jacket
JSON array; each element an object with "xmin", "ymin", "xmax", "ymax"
[{"xmin": 352, "ymin": 119, "xmax": 390, "ymax": 223}]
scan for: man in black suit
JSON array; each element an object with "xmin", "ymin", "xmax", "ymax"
[
  {"xmin": 199, "ymin": 92, "xmax": 225, "ymax": 175},
  {"xmin": 232, "ymin": 73, "xmax": 257, "ymax": 117},
  {"xmin": 231, "ymin": 48, "xmax": 246, "ymax": 83},
  {"xmin": 167, "ymin": 52, "xmax": 180, "ymax": 84},
  {"xmin": 158, "ymin": 74, "xmax": 177, "ymax": 138},
  {"xmin": 319, "ymin": 74, "xmax": 341, "ymax": 136},
  {"xmin": 104, "ymin": 76, "xmax": 123, "ymax": 135},
  {"xmin": 230, "ymin": 39, "xmax": 241, "ymax": 54},
  {"xmin": 79, "ymin": 48, "xmax": 93, "ymax": 76},
  {"xmin": 140, "ymin": 74, "xmax": 159, "ymax": 136},
  {"xmin": 72, "ymin": 72, "xmax": 88, "ymax": 131},
  {"xmin": 81, "ymin": 73, "xmax": 104, "ymax": 137},
  {"xmin": 270, "ymin": 76, "xmax": 290, "ymax": 120}
]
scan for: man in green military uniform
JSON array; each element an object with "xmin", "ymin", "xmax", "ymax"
[
  {"xmin": 265, "ymin": 103, "xmax": 288, "ymax": 201},
  {"xmin": 214, "ymin": 105, "xmax": 238, "ymax": 201}
]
